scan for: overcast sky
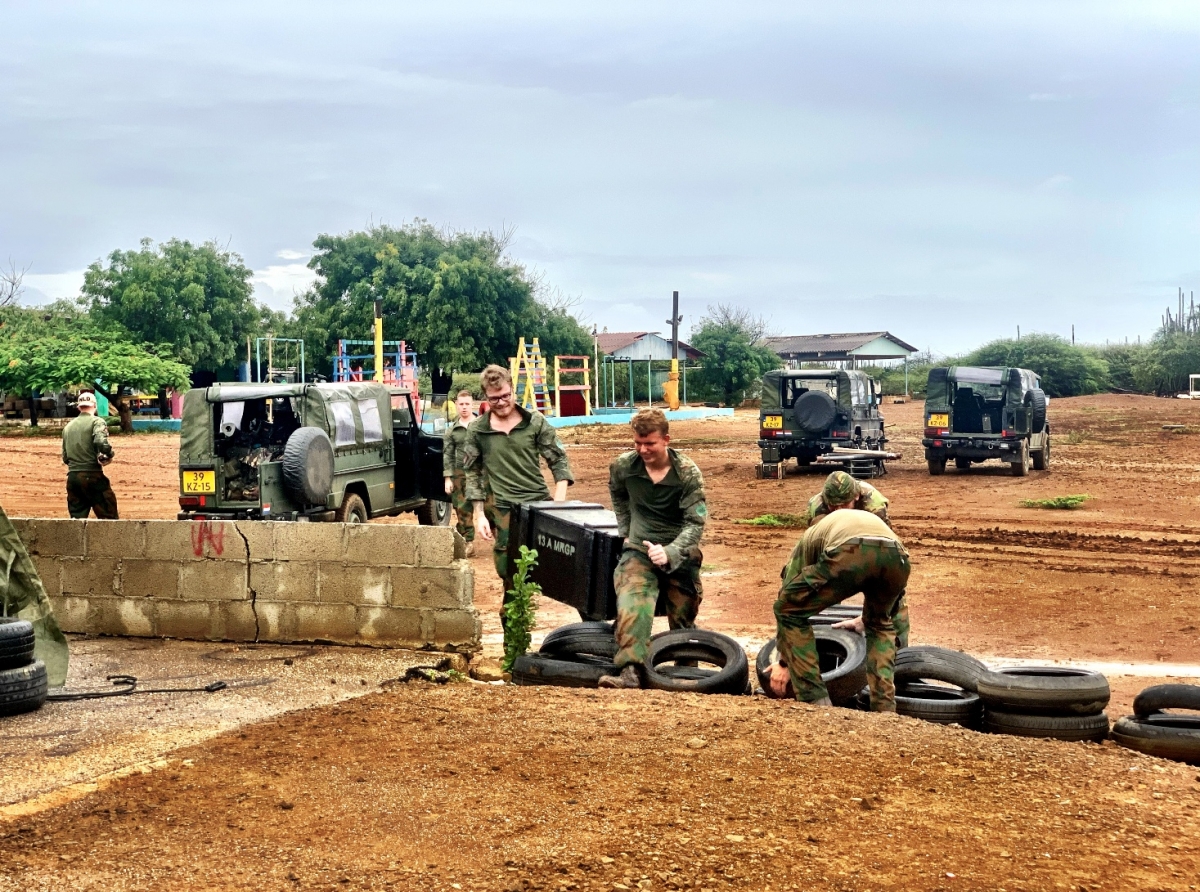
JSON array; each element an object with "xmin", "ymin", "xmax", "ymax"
[{"xmin": 2, "ymin": 1, "xmax": 1196, "ymax": 355}]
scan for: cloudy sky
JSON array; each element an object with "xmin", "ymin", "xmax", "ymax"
[{"xmin": 2, "ymin": 1, "xmax": 1196, "ymax": 355}]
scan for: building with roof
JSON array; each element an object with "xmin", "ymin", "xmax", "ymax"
[
  {"xmin": 762, "ymin": 331, "xmax": 917, "ymax": 367},
  {"xmin": 595, "ymin": 331, "xmax": 705, "ymax": 361}
]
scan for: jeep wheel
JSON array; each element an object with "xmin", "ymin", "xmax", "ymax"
[
  {"xmin": 954, "ymin": 457, "xmax": 971, "ymax": 471},
  {"xmin": 416, "ymin": 499, "xmax": 452, "ymax": 526},
  {"xmin": 336, "ymin": 493, "xmax": 369, "ymax": 524},
  {"xmin": 794, "ymin": 391, "xmax": 838, "ymax": 434},
  {"xmin": 1032, "ymin": 436, "xmax": 1049, "ymax": 471},
  {"xmin": 1011, "ymin": 441, "xmax": 1030, "ymax": 477},
  {"xmin": 927, "ymin": 457, "xmax": 946, "ymax": 476},
  {"xmin": 282, "ymin": 427, "xmax": 335, "ymax": 507}
]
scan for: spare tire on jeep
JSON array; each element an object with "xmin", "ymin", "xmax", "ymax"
[
  {"xmin": 1026, "ymin": 388, "xmax": 1048, "ymax": 431},
  {"xmin": 794, "ymin": 391, "xmax": 837, "ymax": 434},
  {"xmin": 282, "ymin": 427, "xmax": 335, "ymax": 508}
]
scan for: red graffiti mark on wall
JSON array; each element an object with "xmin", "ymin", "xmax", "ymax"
[{"xmin": 191, "ymin": 520, "xmax": 225, "ymax": 557}]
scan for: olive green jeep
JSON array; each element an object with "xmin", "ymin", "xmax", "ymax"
[
  {"xmin": 177, "ymin": 381, "xmax": 451, "ymax": 523},
  {"xmin": 922, "ymin": 366, "xmax": 1049, "ymax": 477}
]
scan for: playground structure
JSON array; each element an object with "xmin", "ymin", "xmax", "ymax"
[
  {"xmin": 509, "ymin": 338, "xmax": 595, "ymax": 417},
  {"xmin": 553, "ymin": 354, "xmax": 592, "ymax": 417},
  {"xmin": 510, "ymin": 338, "xmax": 552, "ymax": 414},
  {"xmin": 333, "ymin": 338, "xmax": 421, "ymax": 420},
  {"xmin": 255, "ymin": 336, "xmax": 305, "ymax": 384},
  {"xmin": 598, "ymin": 355, "xmax": 691, "ymax": 410}
]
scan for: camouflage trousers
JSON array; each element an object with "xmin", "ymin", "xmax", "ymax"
[
  {"xmin": 485, "ymin": 501, "xmax": 516, "ymax": 636},
  {"xmin": 449, "ymin": 473, "xmax": 475, "ymax": 542},
  {"xmin": 612, "ymin": 548, "xmax": 703, "ymax": 668},
  {"xmin": 774, "ymin": 538, "xmax": 910, "ymax": 711},
  {"xmin": 66, "ymin": 470, "xmax": 119, "ymax": 520}
]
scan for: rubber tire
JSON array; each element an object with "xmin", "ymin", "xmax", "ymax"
[
  {"xmin": 335, "ymin": 493, "xmax": 369, "ymax": 524},
  {"xmin": 954, "ymin": 457, "xmax": 971, "ymax": 470},
  {"xmin": 1133, "ymin": 683, "xmax": 1200, "ymax": 716},
  {"xmin": 1027, "ymin": 388, "xmax": 1048, "ymax": 432},
  {"xmin": 511, "ymin": 653, "xmax": 618, "ymax": 688},
  {"xmin": 984, "ymin": 709, "xmax": 1109, "ymax": 742},
  {"xmin": 977, "ymin": 667, "xmax": 1110, "ymax": 716},
  {"xmin": 895, "ymin": 646, "xmax": 989, "ymax": 693},
  {"xmin": 540, "ymin": 622, "xmax": 618, "ymax": 660},
  {"xmin": 0, "ymin": 659, "xmax": 49, "ymax": 716},
  {"xmin": 1111, "ymin": 714, "xmax": 1200, "ymax": 764},
  {"xmin": 794, "ymin": 391, "xmax": 837, "ymax": 435},
  {"xmin": 895, "ymin": 682, "xmax": 982, "ymax": 726},
  {"xmin": 1032, "ymin": 435, "xmax": 1049, "ymax": 471},
  {"xmin": 644, "ymin": 630, "xmax": 749, "ymax": 695},
  {"xmin": 928, "ymin": 458, "xmax": 946, "ymax": 476},
  {"xmin": 415, "ymin": 499, "xmax": 452, "ymax": 526},
  {"xmin": 756, "ymin": 627, "xmax": 868, "ymax": 707},
  {"xmin": 0, "ymin": 618, "xmax": 36, "ymax": 671},
  {"xmin": 281, "ymin": 427, "xmax": 335, "ymax": 508},
  {"xmin": 1011, "ymin": 440, "xmax": 1030, "ymax": 477}
]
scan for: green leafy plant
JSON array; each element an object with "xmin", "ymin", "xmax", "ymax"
[
  {"xmin": 1019, "ymin": 494, "xmax": 1091, "ymax": 510},
  {"xmin": 502, "ymin": 546, "xmax": 541, "ymax": 673},
  {"xmin": 735, "ymin": 513, "xmax": 806, "ymax": 528}
]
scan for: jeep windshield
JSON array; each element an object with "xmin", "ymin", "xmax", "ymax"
[
  {"xmin": 782, "ymin": 376, "xmax": 838, "ymax": 408},
  {"xmin": 953, "ymin": 366, "xmax": 1006, "ymax": 399}
]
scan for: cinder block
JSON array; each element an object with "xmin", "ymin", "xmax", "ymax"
[
  {"xmin": 180, "ymin": 561, "xmax": 247, "ymax": 602},
  {"xmin": 318, "ymin": 563, "xmax": 392, "ymax": 606},
  {"xmin": 233, "ymin": 521, "xmax": 273, "ymax": 561},
  {"xmin": 120, "ymin": 560, "xmax": 181, "ymax": 599},
  {"xmin": 155, "ymin": 600, "xmax": 217, "ymax": 640},
  {"xmin": 272, "ymin": 523, "xmax": 344, "ymax": 563},
  {"xmin": 430, "ymin": 609, "xmax": 482, "ymax": 650},
  {"xmin": 249, "ymin": 561, "xmax": 318, "ymax": 602},
  {"xmin": 16, "ymin": 519, "xmax": 86, "ymax": 558},
  {"xmin": 61, "ymin": 558, "xmax": 118, "ymax": 596},
  {"xmin": 85, "ymin": 520, "xmax": 146, "ymax": 559},
  {"xmin": 30, "ymin": 556, "xmax": 62, "ymax": 598},
  {"xmin": 355, "ymin": 606, "xmax": 423, "ymax": 646},
  {"xmin": 416, "ymin": 527, "xmax": 456, "ymax": 567},
  {"xmin": 217, "ymin": 601, "xmax": 259, "ymax": 641},
  {"xmin": 343, "ymin": 523, "xmax": 418, "ymax": 567},
  {"xmin": 49, "ymin": 596, "xmax": 90, "ymax": 634},
  {"xmin": 294, "ymin": 602, "xmax": 357, "ymax": 644},
  {"xmin": 145, "ymin": 520, "xmax": 241, "ymax": 562},
  {"xmin": 87, "ymin": 596, "xmax": 155, "ymax": 638},
  {"xmin": 452, "ymin": 530, "xmax": 467, "ymax": 559},
  {"xmin": 390, "ymin": 567, "xmax": 468, "ymax": 609},
  {"xmin": 255, "ymin": 601, "xmax": 299, "ymax": 642}
]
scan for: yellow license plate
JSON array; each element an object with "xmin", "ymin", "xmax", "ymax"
[
  {"xmin": 181, "ymin": 470, "xmax": 215, "ymax": 494},
  {"xmin": 762, "ymin": 415, "xmax": 783, "ymax": 429},
  {"xmin": 927, "ymin": 413, "xmax": 949, "ymax": 427}
]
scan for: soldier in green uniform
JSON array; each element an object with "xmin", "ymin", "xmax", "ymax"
[
  {"xmin": 61, "ymin": 391, "xmax": 119, "ymax": 519},
  {"xmin": 442, "ymin": 390, "xmax": 477, "ymax": 556},
  {"xmin": 599, "ymin": 409, "xmax": 707, "ymax": 690},
  {"xmin": 798, "ymin": 471, "xmax": 909, "ymax": 648},
  {"xmin": 462, "ymin": 365, "xmax": 573, "ymax": 638},
  {"xmin": 768, "ymin": 508, "xmax": 910, "ymax": 711}
]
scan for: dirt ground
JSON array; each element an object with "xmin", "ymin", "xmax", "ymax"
[{"xmin": 2, "ymin": 395, "xmax": 1200, "ymax": 890}]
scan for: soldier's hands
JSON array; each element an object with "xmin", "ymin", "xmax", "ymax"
[
  {"xmin": 444, "ymin": 477, "xmax": 454, "ymax": 495},
  {"xmin": 831, "ymin": 616, "xmax": 865, "ymax": 635},
  {"xmin": 768, "ymin": 662, "xmax": 792, "ymax": 698},
  {"xmin": 644, "ymin": 542, "xmax": 669, "ymax": 568},
  {"xmin": 474, "ymin": 505, "xmax": 493, "ymax": 542},
  {"xmin": 98, "ymin": 454, "xmax": 112, "ymax": 466}
]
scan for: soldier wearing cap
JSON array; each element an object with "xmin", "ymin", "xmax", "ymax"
[
  {"xmin": 61, "ymin": 392, "xmax": 119, "ymax": 519},
  {"xmin": 796, "ymin": 471, "xmax": 909, "ymax": 648}
]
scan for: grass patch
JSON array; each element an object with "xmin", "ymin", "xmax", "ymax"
[
  {"xmin": 1062, "ymin": 429, "xmax": 1092, "ymax": 445},
  {"xmin": 1019, "ymin": 494, "xmax": 1092, "ymax": 510},
  {"xmin": 735, "ymin": 513, "xmax": 806, "ymax": 528}
]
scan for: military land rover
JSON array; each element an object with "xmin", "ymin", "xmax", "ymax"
[
  {"xmin": 922, "ymin": 366, "xmax": 1049, "ymax": 477},
  {"xmin": 757, "ymin": 368, "xmax": 887, "ymax": 476},
  {"xmin": 177, "ymin": 381, "xmax": 451, "ymax": 523}
]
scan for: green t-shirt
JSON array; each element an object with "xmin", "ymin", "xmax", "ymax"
[
  {"xmin": 608, "ymin": 449, "xmax": 707, "ymax": 571},
  {"xmin": 61, "ymin": 414, "xmax": 113, "ymax": 472},
  {"xmin": 461, "ymin": 407, "xmax": 573, "ymax": 507},
  {"xmin": 799, "ymin": 509, "xmax": 900, "ymax": 566}
]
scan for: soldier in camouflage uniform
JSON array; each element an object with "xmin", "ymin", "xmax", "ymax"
[
  {"xmin": 442, "ymin": 391, "xmax": 477, "ymax": 556},
  {"xmin": 768, "ymin": 508, "xmax": 909, "ymax": 711},
  {"xmin": 462, "ymin": 365, "xmax": 573, "ymax": 640},
  {"xmin": 798, "ymin": 471, "xmax": 909, "ymax": 648},
  {"xmin": 599, "ymin": 409, "xmax": 707, "ymax": 690},
  {"xmin": 61, "ymin": 392, "xmax": 119, "ymax": 519}
]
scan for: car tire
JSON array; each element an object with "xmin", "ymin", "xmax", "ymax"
[
  {"xmin": 927, "ymin": 458, "xmax": 946, "ymax": 476},
  {"xmin": 1133, "ymin": 683, "xmax": 1200, "ymax": 716},
  {"xmin": 984, "ymin": 709, "xmax": 1109, "ymax": 742},
  {"xmin": 1032, "ymin": 435, "xmax": 1049, "ymax": 471},
  {"xmin": 858, "ymin": 682, "xmax": 983, "ymax": 726},
  {"xmin": 644, "ymin": 630, "xmax": 748, "ymax": 695},
  {"xmin": 1111, "ymin": 714, "xmax": 1200, "ymax": 764},
  {"xmin": 954, "ymin": 457, "xmax": 971, "ymax": 470},
  {"xmin": 794, "ymin": 391, "xmax": 838, "ymax": 435},
  {"xmin": 540, "ymin": 622, "xmax": 618, "ymax": 661},
  {"xmin": 0, "ymin": 660, "xmax": 49, "ymax": 717},
  {"xmin": 415, "ymin": 499, "xmax": 452, "ymax": 526},
  {"xmin": 895, "ymin": 645, "xmax": 988, "ymax": 693},
  {"xmin": 281, "ymin": 427, "xmax": 335, "ymax": 507},
  {"xmin": 1027, "ymin": 388, "xmax": 1048, "ymax": 432},
  {"xmin": 0, "ymin": 618, "xmax": 36, "ymax": 671},
  {"xmin": 1011, "ymin": 441, "xmax": 1030, "ymax": 477},
  {"xmin": 756, "ymin": 627, "xmax": 868, "ymax": 706},
  {"xmin": 511, "ymin": 653, "xmax": 618, "ymax": 688},
  {"xmin": 976, "ymin": 666, "xmax": 1110, "ymax": 716},
  {"xmin": 335, "ymin": 492, "xmax": 369, "ymax": 524}
]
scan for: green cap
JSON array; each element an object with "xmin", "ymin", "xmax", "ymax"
[{"xmin": 822, "ymin": 471, "xmax": 859, "ymax": 506}]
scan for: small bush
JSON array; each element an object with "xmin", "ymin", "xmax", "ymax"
[
  {"xmin": 735, "ymin": 513, "xmax": 806, "ymax": 528},
  {"xmin": 502, "ymin": 546, "xmax": 541, "ymax": 673},
  {"xmin": 1019, "ymin": 494, "xmax": 1091, "ymax": 510}
]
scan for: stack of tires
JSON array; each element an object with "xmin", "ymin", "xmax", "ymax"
[
  {"xmin": 512, "ymin": 622, "xmax": 750, "ymax": 695},
  {"xmin": 756, "ymin": 627, "xmax": 867, "ymax": 706},
  {"xmin": 977, "ymin": 667, "xmax": 1110, "ymax": 743},
  {"xmin": 1, "ymin": 618, "xmax": 48, "ymax": 718},
  {"xmin": 1111, "ymin": 684, "xmax": 1200, "ymax": 765},
  {"xmin": 886, "ymin": 645, "xmax": 987, "ymax": 727}
]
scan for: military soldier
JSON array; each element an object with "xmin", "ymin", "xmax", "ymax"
[
  {"xmin": 463, "ymin": 365, "xmax": 573, "ymax": 639},
  {"xmin": 798, "ymin": 471, "xmax": 909, "ymax": 648},
  {"xmin": 443, "ymin": 390, "xmax": 477, "ymax": 557},
  {"xmin": 599, "ymin": 409, "xmax": 707, "ymax": 690},
  {"xmin": 61, "ymin": 392, "xmax": 119, "ymax": 519},
  {"xmin": 768, "ymin": 508, "xmax": 910, "ymax": 711}
]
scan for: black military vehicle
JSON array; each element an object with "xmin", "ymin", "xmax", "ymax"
[
  {"xmin": 922, "ymin": 366, "xmax": 1049, "ymax": 477},
  {"xmin": 177, "ymin": 381, "xmax": 450, "ymax": 523},
  {"xmin": 757, "ymin": 369, "xmax": 887, "ymax": 476}
]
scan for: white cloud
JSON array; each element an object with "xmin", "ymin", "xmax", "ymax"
[
  {"xmin": 252, "ymin": 263, "xmax": 318, "ymax": 310},
  {"xmin": 22, "ymin": 270, "xmax": 85, "ymax": 303},
  {"xmin": 276, "ymin": 249, "xmax": 308, "ymax": 260}
]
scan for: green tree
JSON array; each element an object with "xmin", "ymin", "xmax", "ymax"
[
  {"xmin": 960, "ymin": 333, "xmax": 1109, "ymax": 397},
  {"xmin": 690, "ymin": 304, "xmax": 781, "ymax": 405},
  {"xmin": 84, "ymin": 238, "xmax": 259, "ymax": 378},
  {"xmin": 0, "ymin": 310, "xmax": 190, "ymax": 431},
  {"xmin": 1132, "ymin": 329, "xmax": 1200, "ymax": 395}
]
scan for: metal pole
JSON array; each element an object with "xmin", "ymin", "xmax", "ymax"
[
  {"xmin": 255, "ymin": 339, "xmax": 261, "ymax": 383},
  {"xmin": 373, "ymin": 300, "xmax": 384, "ymax": 382}
]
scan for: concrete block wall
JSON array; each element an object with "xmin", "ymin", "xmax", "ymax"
[{"xmin": 12, "ymin": 518, "xmax": 479, "ymax": 652}]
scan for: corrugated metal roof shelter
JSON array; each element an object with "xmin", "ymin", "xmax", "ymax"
[
  {"xmin": 763, "ymin": 331, "xmax": 917, "ymax": 363},
  {"xmin": 595, "ymin": 331, "xmax": 705, "ymax": 361}
]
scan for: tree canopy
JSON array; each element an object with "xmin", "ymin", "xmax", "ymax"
[
  {"xmin": 83, "ymin": 238, "xmax": 259, "ymax": 377},
  {"xmin": 690, "ymin": 304, "xmax": 781, "ymax": 405},
  {"xmin": 960, "ymin": 333, "xmax": 1109, "ymax": 398}
]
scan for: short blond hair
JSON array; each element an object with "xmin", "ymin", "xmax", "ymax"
[
  {"xmin": 456, "ymin": 390, "xmax": 474, "ymax": 400},
  {"xmin": 631, "ymin": 408, "xmax": 669, "ymax": 437},
  {"xmin": 480, "ymin": 364, "xmax": 512, "ymax": 393}
]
